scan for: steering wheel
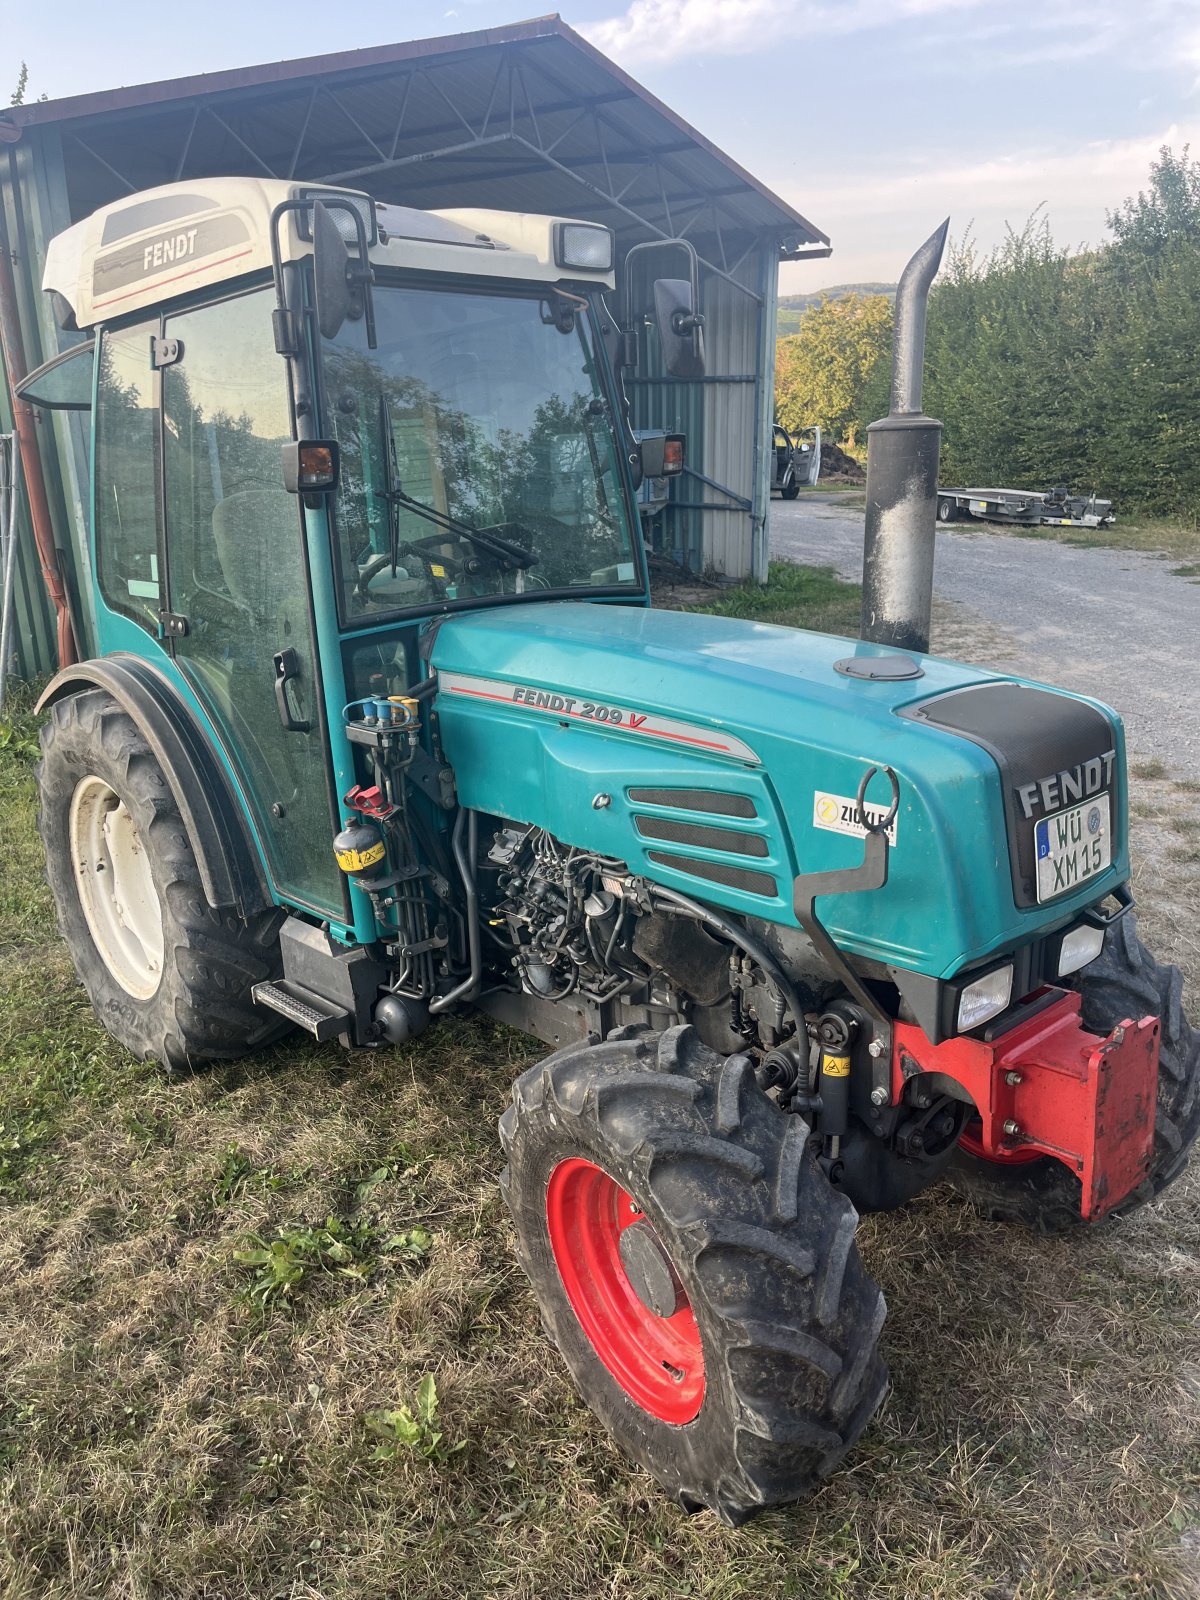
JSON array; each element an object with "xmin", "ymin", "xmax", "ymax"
[{"xmin": 354, "ymin": 547, "xmax": 453, "ymax": 604}]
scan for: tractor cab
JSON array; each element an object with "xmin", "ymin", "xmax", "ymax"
[{"xmin": 28, "ymin": 178, "xmax": 687, "ymax": 934}]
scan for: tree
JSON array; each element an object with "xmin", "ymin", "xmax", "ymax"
[
  {"xmin": 1107, "ymin": 145, "xmax": 1200, "ymax": 260},
  {"xmin": 917, "ymin": 148, "xmax": 1200, "ymax": 516},
  {"xmin": 775, "ymin": 293, "xmax": 892, "ymax": 445},
  {"xmin": 10, "ymin": 62, "xmax": 47, "ymax": 106}
]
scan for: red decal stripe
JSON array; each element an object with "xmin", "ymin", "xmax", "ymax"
[
  {"xmin": 93, "ymin": 246, "xmax": 255, "ymax": 310},
  {"xmin": 446, "ymin": 684, "xmax": 735, "ymax": 754}
]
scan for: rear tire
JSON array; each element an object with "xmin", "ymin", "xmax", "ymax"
[
  {"xmin": 937, "ymin": 496, "xmax": 955, "ymax": 523},
  {"xmin": 947, "ymin": 914, "xmax": 1200, "ymax": 1231},
  {"xmin": 37, "ymin": 689, "xmax": 287, "ymax": 1072},
  {"xmin": 499, "ymin": 1024, "xmax": 888, "ymax": 1523}
]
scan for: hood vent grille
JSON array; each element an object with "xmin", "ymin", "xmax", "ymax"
[
  {"xmin": 628, "ymin": 788, "xmax": 756, "ymax": 818},
  {"xmin": 646, "ymin": 850, "xmax": 777, "ymax": 899},
  {"xmin": 634, "ymin": 815, "xmax": 768, "ymax": 858}
]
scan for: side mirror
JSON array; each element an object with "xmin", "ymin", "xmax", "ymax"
[
  {"xmin": 652, "ymin": 278, "xmax": 705, "ymax": 380},
  {"xmin": 622, "ymin": 238, "xmax": 706, "ymax": 379},
  {"xmin": 312, "ymin": 200, "xmax": 355, "ymax": 340}
]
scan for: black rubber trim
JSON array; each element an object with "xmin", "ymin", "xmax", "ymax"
[
  {"xmin": 36, "ymin": 655, "xmax": 270, "ymax": 915},
  {"xmin": 979, "ymin": 985, "xmax": 1064, "ymax": 1042}
]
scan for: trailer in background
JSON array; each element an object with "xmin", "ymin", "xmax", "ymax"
[{"xmin": 936, "ymin": 485, "xmax": 1114, "ymax": 529}]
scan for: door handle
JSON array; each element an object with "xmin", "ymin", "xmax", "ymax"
[{"xmin": 273, "ymin": 648, "xmax": 312, "ymax": 733}]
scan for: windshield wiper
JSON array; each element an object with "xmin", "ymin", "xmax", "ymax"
[{"xmin": 373, "ymin": 393, "xmax": 536, "ymax": 572}]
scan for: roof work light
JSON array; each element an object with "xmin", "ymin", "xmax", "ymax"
[{"xmin": 553, "ymin": 222, "xmax": 614, "ymax": 272}]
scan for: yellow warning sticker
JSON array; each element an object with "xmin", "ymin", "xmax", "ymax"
[
  {"xmin": 335, "ymin": 840, "xmax": 386, "ymax": 872},
  {"xmin": 430, "ymin": 563, "xmax": 447, "ymax": 578},
  {"xmin": 822, "ymin": 1054, "xmax": 851, "ymax": 1078}
]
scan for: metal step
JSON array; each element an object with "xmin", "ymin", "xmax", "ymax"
[{"xmin": 251, "ymin": 980, "xmax": 350, "ymax": 1042}]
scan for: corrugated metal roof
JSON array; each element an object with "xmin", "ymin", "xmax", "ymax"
[{"xmin": 0, "ymin": 15, "xmax": 827, "ymax": 255}]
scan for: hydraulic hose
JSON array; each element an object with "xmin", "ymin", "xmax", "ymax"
[
  {"xmin": 429, "ymin": 808, "xmax": 481, "ymax": 1015},
  {"xmin": 649, "ymin": 882, "xmax": 808, "ymax": 1037}
]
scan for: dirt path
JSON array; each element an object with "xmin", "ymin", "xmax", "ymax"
[{"xmin": 770, "ymin": 494, "xmax": 1200, "ymax": 778}]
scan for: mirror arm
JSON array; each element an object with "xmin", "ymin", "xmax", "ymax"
[{"xmin": 269, "ymin": 201, "xmax": 322, "ymax": 443}]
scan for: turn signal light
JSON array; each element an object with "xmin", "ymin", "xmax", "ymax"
[
  {"xmin": 662, "ymin": 436, "xmax": 685, "ymax": 476},
  {"xmin": 281, "ymin": 439, "xmax": 340, "ymax": 494}
]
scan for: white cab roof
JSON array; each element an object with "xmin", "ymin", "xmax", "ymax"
[{"xmin": 43, "ymin": 176, "xmax": 616, "ymax": 329}]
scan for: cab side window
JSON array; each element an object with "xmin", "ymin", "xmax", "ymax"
[{"xmin": 94, "ymin": 319, "xmax": 160, "ymax": 630}]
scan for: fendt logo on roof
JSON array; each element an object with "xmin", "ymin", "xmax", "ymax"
[
  {"xmin": 92, "ymin": 213, "xmax": 253, "ymax": 311},
  {"xmin": 142, "ymin": 229, "xmax": 198, "ymax": 273}
]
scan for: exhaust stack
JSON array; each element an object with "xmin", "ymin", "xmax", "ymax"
[{"xmin": 860, "ymin": 220, "xmax": 949, "ymax": 655}]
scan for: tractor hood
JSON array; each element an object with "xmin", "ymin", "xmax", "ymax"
[{"xmin": 430, "ymin": 602, "xmax": 1129, "ymax": 980}]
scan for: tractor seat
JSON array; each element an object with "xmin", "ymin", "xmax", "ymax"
[{"xmin": 211, "ymin": 488, "xmax": 298, "ymax": 620}]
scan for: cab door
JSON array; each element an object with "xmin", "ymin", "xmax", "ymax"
[{"xmin": 157, "ymin": 287, "xmax": 344, "ymax": 918}]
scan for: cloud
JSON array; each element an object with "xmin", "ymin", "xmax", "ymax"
[
  {"xmin": 583, "ymin": 0, "xmax": 1200, "ymax": 70},
  {"xmin": 582, "ymin": 0, "xmax": 982, "ymax": 65},
  {"xmin": 776, "ymin": 119, "xmax": 1200, "ymax": 284}
]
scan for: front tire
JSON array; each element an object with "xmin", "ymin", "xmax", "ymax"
[
  {"xmin": 781, "ymin": 478, "xmax": 801, "ymax": 500},
  {"xmin": 948, "ymin": 914, "xmax": 1200, "ymax": 1230},
  {"xmin": 37, "ymin": 689, "xmax": 286, "ymax": 1072},
  {"xmin": 499, "ymin": 1025, "xmax": 887, "ymax": 1523}
]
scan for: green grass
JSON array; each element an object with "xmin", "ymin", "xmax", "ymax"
[
  {"xmin": 992, "ymin": 511, "xmax": 1200, "ymax": 563},
  {"xmin": 687, "ymin": 558, "xmax": 862, "ymax": 636},
  {"xmin": 2, "ymin": 638, "xmax": 1199, "ymax": 1599}
]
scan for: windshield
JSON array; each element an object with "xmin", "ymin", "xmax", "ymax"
[{"xmin": 320, "ymin": 283, "xmax": 641, "ymax": 624}]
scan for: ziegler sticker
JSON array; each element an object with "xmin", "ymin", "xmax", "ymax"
[
  {"xmin": 436, "ymin": 671, "xmax": 759, "ymax": 764},
  {"xmin": 813, "ymin": 790, "xmax": 899, "ymax": 845}
]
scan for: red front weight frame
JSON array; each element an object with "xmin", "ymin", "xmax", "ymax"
[{"xmin": 892, "ymin": 989, "xmax": 1160, "ymax": 1219}]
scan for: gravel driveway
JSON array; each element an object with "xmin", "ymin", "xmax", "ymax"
[{"xmin": 770, "ymin": 493, "xmax": 1200, "ymax": 777}]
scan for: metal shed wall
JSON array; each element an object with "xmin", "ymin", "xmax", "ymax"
[{"xmin": 0, "ymin": 17, "xmax": 828, "ymax": 683}]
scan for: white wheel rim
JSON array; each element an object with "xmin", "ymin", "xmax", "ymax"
[{"xmin": 69, "ymin": 774, "xmax": 165, "ymax": 999}]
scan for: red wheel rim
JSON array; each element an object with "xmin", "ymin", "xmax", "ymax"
[
  {"xmin": 959, "ymin": 1119, "xmax": 1041, "ymax": 1164},
  {"xmin": 545, "ymin": 1157, "xmax": 705, "ymax": 1425}
]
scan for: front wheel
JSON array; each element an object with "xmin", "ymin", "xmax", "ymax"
[
  {"xmin": 780, "ymin": 478, "xmax": 801, "ymax": 500},
  {"xmin": 948, "ymin": 914, "xmax": 1200, "ymax": 1231},
  {"xmin": 499, "ymin": 1025, "xmax": 887, "ymax": 1523},
  {"xmin": 37, "ymin": 688, "xmax": 287, "ymax": 1072}
]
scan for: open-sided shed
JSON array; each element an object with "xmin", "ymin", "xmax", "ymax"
[{"xmin": 0, "ymin": 14, "xmax": 828, "ymax": 680}]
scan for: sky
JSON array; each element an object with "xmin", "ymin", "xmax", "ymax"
[{"xmin": 4, "ymin": 0, "xmax": 1200, "ymax": 288}]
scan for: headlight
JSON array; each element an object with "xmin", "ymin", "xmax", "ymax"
[
  {"xmin": 554, "ymin": 222, "xmax": 614, "ymax": 272},
  {"xmin": 1057, "ymin": 923, "xmax": 1106, "ymax": 977},
  {"xmin": 956, "ymin": 964, "xmax": 1014, "ymax": 1032}
]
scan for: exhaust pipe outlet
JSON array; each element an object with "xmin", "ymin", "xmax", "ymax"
[{"xmin": 860, "ymin": 219, "xmax": 949, "ymax": 655}]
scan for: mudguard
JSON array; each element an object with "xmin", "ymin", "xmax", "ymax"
[{"xmin": 36, "ymin": 653, "xmax": 269, "ymax": 914}]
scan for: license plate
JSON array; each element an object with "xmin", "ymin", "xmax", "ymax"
[
  {"xmin": 969, "ymin": 498, "xmax": 988, "ymax": 513},
  {"xmin": 1035, "ymin": 794, "xmax": 1111, "ymax": 902}
]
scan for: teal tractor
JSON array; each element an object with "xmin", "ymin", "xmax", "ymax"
[{"xmin": 18, "ymin": 177, "xmax": 1198, "ymax": 1524}]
